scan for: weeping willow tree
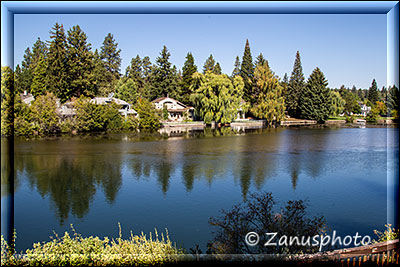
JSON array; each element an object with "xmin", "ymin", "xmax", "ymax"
[
  {"xmin": 190, "ymin": 72, "xmax": 244, "ymax": 124},
  {"xmin": 250, "ymin": 63, "xmax": 285, "ymax": 126}
]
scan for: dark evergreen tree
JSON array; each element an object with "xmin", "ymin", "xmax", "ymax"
[
  {"xmin": 286, "ymin": 51, "xmax": 305, "ymax": 118},
  {"xmin": 100, "ymin": 33, "xmax": 122, "ymax": 84},
  {"xmin": 380, "ymin": 86, "xmax": 387, "ymax": 102},
  {"xmin": 66, "ymin": 25, "xmax": 96, "ymax": 98},
  {"xmin": 298, "ymin": 67, "xmax": 331, "ymax": 123},
  {"xmin": 214, "ymin": 62, "xmax": 222, "ymax": 75},
  {"xmin": 367, "ymin": 79, "xmax": 379, "ymax": 105},
  {"xmin": 31, "ymin": 37, "xmax": 48, "ymax": 70},
  {"xmin": 351, "ymin": 85, "xmax": 357, "ymax": 95},
  {"xmin": 141, "ymin": 56, "xmax": 153, "ymax": 99},
  {"xmin": 19, "ymin": 47, "xmax": 33, "ymax": 93},
  {"xmin": 343, "ymin": 91, "xmax": 361, "ymax": 115},
  {"xmin": 387, "ymin": 85, "xmax": 399, "ymax": 113},
  {"xmin": 30, "ymin": 54, "xmax": 47, "ymax": 97},
  {"xmin": 281, "ymin": 73, "xmax": 289, "ymax": 99},
  {"xmin": 125, "ymin": 55, "xmax": 143, "ymax": 88},
  {"xmin": 203, "ymin": 54, "xmax": 216, "ymax": 73},
  {"xmin": 150, "ymin": 45, "xmax": 178, "ymax": 99},
  {"xmin": 255, "ymin": 53, "xmax": 267, "ymax": 67},
  {"xmin": 46, "ymin": 23, "xmax": 69, "ymax": 102},
  {"xmin": 14, "ymin": 64, "xmax": 22, "ymax": 93},
  {"xmin": 181, "ymin": 52, "xmax": 197, "ymax": 104},
  {"xmin": 240, "ymin": 39, "xmax": 254, "ymax": 103},
  {"xmin": 231, "ymin": 56, "xmax": 241, "ymax": 77},
  {"xmin": 92, "ymin": 49, "xmax": 107, "ymax": 96}
]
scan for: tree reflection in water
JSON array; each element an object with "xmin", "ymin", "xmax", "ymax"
[{"xmin": 11, "ymin": 127, "xmax": 332, "ymax": 225}]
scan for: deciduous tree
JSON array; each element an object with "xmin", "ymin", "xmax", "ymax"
[
  {"xmin": 250, "ymin": 63, "xmax": 285, "ymax": 125},
  {"xmin": 190, "ymin": 72, "xmax": 244, "ymax": 124}
]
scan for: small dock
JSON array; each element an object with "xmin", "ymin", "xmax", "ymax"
[
  {"xmin": 161, "ymin": 121, "xmax": 205, "ymax": 128},
  {"xmin": 280, "ymin": 119, "xmax": 317, "ymax": 126},
  {"xmin": 230, "ymin": 120, "xmax": 266, "ymax": 129}
]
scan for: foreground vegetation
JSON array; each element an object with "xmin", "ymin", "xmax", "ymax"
[
  {"xmin": 1, "ymin": 225, "xmax": 183, "ymax": 266},
  {"xmin": 1, "ymin": 191, "xmax": 398, "ymax": 265}
]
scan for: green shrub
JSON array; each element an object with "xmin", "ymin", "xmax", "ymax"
[
  {"xmin": 74, "ymin": 97, "xmax": 124, "ymax": 132},
  {"xmin": 122, "ymin": 115, "xmax": 139, "ymax": 131},
  {"xmin": 1, "ymin": 225, "xmax": 183, "ymax": 266},
  {"xmin": 60, "ymin": 117, "xmax": 76, "ymax": 134},
  {"xmin": 135, "ymin": 97, "xmax": 161, "ymax": 130},
  {"xmin": 30, "ymin": 92, "xmax": 60, "ymax": 135},
  {"xmin": 103, "ymin": 102, "xmax": 123, "ymax": 131},
  {"xmin": 345, "ymin": 115, "xmax": 354, "ymax": 123},
  {"xmin": 366, "ymin": 108, "xmax": 379, "ymax": 123}
]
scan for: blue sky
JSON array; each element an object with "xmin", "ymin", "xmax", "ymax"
[{"xmin": 14, "ymin": 13, "xmax": 387, "ymax": 89}]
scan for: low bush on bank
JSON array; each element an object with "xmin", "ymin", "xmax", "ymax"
[{"xmin": 1, "ymin": 225, "xmax": 183, "ymax": 266}]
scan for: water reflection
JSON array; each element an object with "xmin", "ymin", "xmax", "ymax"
[
  {"xmin": 9, "ymin": 127, "xmax": 389, "ymax": 225},
  {"xmin": 14, "ymin": 142, "xmax": 123, "ymax": 224}
]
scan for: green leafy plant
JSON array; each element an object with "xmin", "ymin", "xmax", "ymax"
[
  {"xmin": 1, "ymin": 224, "xmax": 183, "ymax": 266},
  {"xmin": 373, "ymin": 224, "xmax": 399, "ymax": 243}
]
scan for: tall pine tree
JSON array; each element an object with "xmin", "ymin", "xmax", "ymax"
[
  {"xmin": 18, "ymin": 48, "xmax": 33, "ymax": 93},
  {"xmin": 100, "ymin": 33, "xmax": 122, "ymax": 87},
  {"xmin": 30, "ymin": 54, "xmax": 47, "ymax": 97},
  {"xmin": 203, "ymin": 54, "xmax": 216, "ymax": 73},
  {"xmin": 240, "ymin": 39, "xmax": 254, "ymax": 103},
  {"xmin": 31, "ymin": 37, "xmax": 48, "ymax": 71},
  {"xmin": 46, "ymin": 23, "xmax": 69, "ymax": 102},
  {"xmin": 125, "ymin": 55, "xmax": 143, "ymax": 83},
  {"xmin": 181, "ymin": 52, "xmax": 197, "ymax": 104},
  {"xmin": 66, "ymin": 25, "xmax": 96, "ymax": 98},
  {"xmin": 286, "ymin": 51, "xmax": 305, "ymax": 117},
  {"xmin": 298, "ymin": 67, "xmax": 331, "ymax": 123},
  {"xmin": 231, "ymin": 56, "xmax": 241, "ymax": 77},
  {"xmin": 214, "ymin": 63, "xmax": 222, "ymax": 74},
  {"xmin": 150, "ymin": 45, "xmax": 177, "ymax": 99},
  {"xmin": 367, "ymin": 79, "xmax": 379, "ymax": 105},
  {"xmin": 92, "ymin": 49, "xmax": 108, "ymax": 96},
  {"xmin": 255, "ymin": 53, "xmax": 267, "ymax": 67}
]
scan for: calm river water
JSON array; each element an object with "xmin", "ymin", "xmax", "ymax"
[{"xmin": 2, "ymin": 127, "xmax": 398, "ymax": 252}]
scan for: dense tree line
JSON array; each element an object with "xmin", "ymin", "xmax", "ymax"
[{"xmin": 2, "ymin": 23, "xmax": 398, "ymax": 137}]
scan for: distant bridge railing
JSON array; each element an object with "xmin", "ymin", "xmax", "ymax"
[{"xmin": 297, "ymin": 239, "xmax": 399, "ymax": 265}]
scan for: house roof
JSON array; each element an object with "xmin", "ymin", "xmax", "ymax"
[
  {"xmin": 91, "ymin": 97, "xmax": 131, "ymax": 106},
  {"xmin": 20, "ymin": 93, "xmax": 35, "ymax": 104},
  {"xmin": 151, "ymin": 96, "xmax": 193, "ymax": 110}
]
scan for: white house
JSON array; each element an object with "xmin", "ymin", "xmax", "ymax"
[
  {"xmin": 359, "ymin": 102, "xmax": 371, "ymax": 117},
  {"xmin": 20, "ymin": 90, "xmax": 35, "ymax": 105},
  {"xmin": 56, "ymin": 96, "xmax": 138, "ymax": 118},
  {"xmin": 151, "ymin": 97, "xmax": 194, "ymax": 122},
  {"xmin": 90, "ymin": 97, "xmax": 138, "ymax": 117}
]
